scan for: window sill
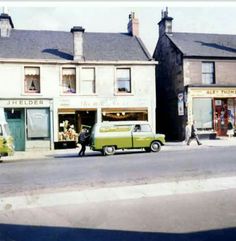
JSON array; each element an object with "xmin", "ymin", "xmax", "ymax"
[
  {"xmin": 21, "ymin": 93, "xmax": 43, "ymax": 96},
  {"xmin": 114, "ymin": 93, "xmax": 134, "ymax": 96}
]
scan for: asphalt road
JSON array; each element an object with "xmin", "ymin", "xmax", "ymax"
[
  {"xmin": 0, "ymin": 189, "xmax": 236, "ymax": 241},
  {"xmin": 0, "ymin": 146, "xmax": 236, "ymax": 195}
]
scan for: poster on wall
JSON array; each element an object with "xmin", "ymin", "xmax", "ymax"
[{"xmin": 178, "ymin": 93, "xmax": 184, "ymax": 116}]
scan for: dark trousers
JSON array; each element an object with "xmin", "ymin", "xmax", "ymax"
[
  {"xmin": 79, "ymin": 144, "xmax": 86, "ymax": 156},
  {"xmin": 187, "ymin": 135, "xmax": 201, "ymax": 145}
]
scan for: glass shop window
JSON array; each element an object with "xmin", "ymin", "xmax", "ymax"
[
  {"xmin": 27, "ymin": 109, "xmax": 50, "ymax": 139},
  {"xmin": 192, "ymin": 98, "xmax": 213, "ymax": 129}
]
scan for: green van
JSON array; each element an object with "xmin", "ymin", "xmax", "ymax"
[
  {"xmin": 0, "ymin": 109, "xmax": 14, "ymax": 159},
  {"xmin": 90, "ymin": 121, "xmax": 165, "ymax": 155}
]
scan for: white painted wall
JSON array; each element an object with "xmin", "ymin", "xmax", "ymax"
[{"xmin": 0, "ymin": 62, "xmax": 156, "ymax": 147}]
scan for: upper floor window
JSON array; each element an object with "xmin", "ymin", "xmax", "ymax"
[
  {"xmin": 81, "ymin": 68, "xmax": 95, "ymax": 94},
  {"xmin": 24, "ymin": 67, "xmax": 40, "ymax": 93},
  {"xmin": 116, "ymin": 68, "xmax": 131, "ymax": 93},
  {"xmin": 202, "ymin": 62, "xmax": 215, "ymax": 84},
  {"xmin": 62, "ymin": 68, "xmax": 76, "ymax": 93}
]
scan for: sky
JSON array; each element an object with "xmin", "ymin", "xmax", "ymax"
[{"xmin": 1, "ymin": 1, "xmax": 236, "ymax": 54}]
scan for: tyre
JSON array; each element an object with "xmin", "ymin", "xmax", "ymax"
[
  {"xmin": 103, "ymin": 146, "xmax": 116, "ymax": 156},
  {"xmin": 150, "ymin": 141, "xmax": 161, "ymax": 152}
]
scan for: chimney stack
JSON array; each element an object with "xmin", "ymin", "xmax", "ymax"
[
  {"xmin": 71, "ymin": 26, "xmax": 85, "ymax": 61},
  {"xmin": 127, "ymin": 12, "xmax": 139, "ymax": 37},
  {"xmin": 0, "ymin": 10, "xmax": 14, "ymax": 38},
  {"xmin": 158, "ymin": 7, "xmax": 173, "ymax": 37}
]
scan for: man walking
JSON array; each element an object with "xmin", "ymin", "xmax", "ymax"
[
  {"xmin": 78, "ymin": 128, "xmax": 90, "ymax": 156},
  {"xmin": 187, "ymin": 120, "xmax": 202, "ymax": 146}
]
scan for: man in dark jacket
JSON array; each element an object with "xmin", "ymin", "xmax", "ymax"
[
  {"xmin": 78, "ymin": 128, "xmax": 90, "ymax": 156},
  {"xmin": 187, "ymin": 120, "xmax": 202, "ymax": 146}
]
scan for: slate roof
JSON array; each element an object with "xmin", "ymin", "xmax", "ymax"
[
  {"xmin": 0, "ymin": 29, "xmax": 152, "ymax": 61},
  {"xmin": 167, "ymin": 32, "xmax": 236, "ymax": 58}
]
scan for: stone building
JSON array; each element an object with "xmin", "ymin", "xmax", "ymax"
[
  {"xmin": 153, "ymin": 9, "xmax": 236, "ymax": 141},
  {"xmin": 0, "ymin": 12, "xmax": 156, "ymax": 151}
]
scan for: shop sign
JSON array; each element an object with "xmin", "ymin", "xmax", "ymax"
[
  {"xmin": 190, "ymin": 88, "xmax": 236, "ymax": 97},
  {"xmin": 59, "ymin": 97, "xmax": 149, "ymax": 108},
  {"xmin": 178, "ymin": 93, "xmax": 184, "ymax": 116},
  {"xmin": 0, "ymin": 99, "xmax": 50, "ymax": 107}
]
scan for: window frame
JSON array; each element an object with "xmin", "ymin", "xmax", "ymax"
[
  {"xmin": 80, "ymin": 67, "xmax": 96, "ymax": 95},
  {"xmin": 24, "ymin": 66, "xmax": 41, "ymax": 94},
  {"xmin": 116, "ymin": 68, "xmax": 132, "ymax": 94},
  {"xmin": 61, "ymin": 67, "xmax": 77, "ymax": 94},
  {"xmin": 202, "ymin": 62, "xmax": 215, "ymax": 84}
]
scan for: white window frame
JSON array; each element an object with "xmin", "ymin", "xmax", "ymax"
[
  {"xmin": 24, "ymin": 67, "xmax": 41, "ymax": 94},
  {"xmin": 61, "ymin": 67, "xmax": 77, "ymax": 94},
  {"xmin": 80, "ymin": 67, "xmax": 96, "ymax": 95},
  {"xmin": 115, "ymin": 68, "xmax": 132, "ymax": 94}
]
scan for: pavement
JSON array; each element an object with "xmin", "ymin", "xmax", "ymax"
[{"xmin": 2, "ymin": 136, "xmax": 236, "ymax": 162}]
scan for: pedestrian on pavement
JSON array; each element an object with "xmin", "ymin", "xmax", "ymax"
[
  {"xmin": 185, "ymin": 121, "xmax": 191, "ymax": 143},
  {"xmin": 227, "ymin": 121, "xmax": 234, "ymax": 138},
  {"xmin": 78, "ymin": 128, "xmax": 90, "ymax": 156},
  {"xmin": 187, "ymin": 120, "xmax": 202, "ymax": 146}
]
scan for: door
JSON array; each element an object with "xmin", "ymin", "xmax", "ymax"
[
  {"xmin": 214, "ymin": 99, "xmax": 228, "ymax": 136},
  {"xmin": 132, "ymin": 124, "xmax": 154, "ymax": 148},
  {"xmin": 5, "ymin": 109, "xmax": 25, "ymax": 151}
]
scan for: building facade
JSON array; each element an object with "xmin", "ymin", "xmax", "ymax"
[
  {"xmin": 0, "ymin": 12, "xmax": 156, "ymax": 151},
  {"xmin": 153, "ymin": 9, "xmax": 236, "ymax": 140}
]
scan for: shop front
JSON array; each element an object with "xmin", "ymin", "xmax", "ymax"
[
  {"xmin": 187, "ymin": 87, "xmax": 236, "ymax": 137},
  {"xmin": 55, "ymin": 97, "xmax": 154, "ymax": 148},
  {"xmin": 0, "ymin": 98, "xmax": 53, "ymax": 151}
]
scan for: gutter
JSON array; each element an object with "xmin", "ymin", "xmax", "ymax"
[{"xmin": 0, "ymin": 58, "xmax": 158, "ymax": 65}]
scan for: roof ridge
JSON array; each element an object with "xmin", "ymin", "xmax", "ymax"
[{"xmin": 172, "ymin": 31, "xmax": 236, "ymax": 37}]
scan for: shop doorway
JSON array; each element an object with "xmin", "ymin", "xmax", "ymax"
[
  {"xmin": 5, "ymin": 109, "xmax": 25, "ymax": 151},
  {"xmin": 214, "ymin": 98, "xmax": 235, "ymax": 136},
  {"xmin": 58, "ymin": 110, "xmax": 96, "ymax": 142},
  {"xmin": 76, "ymin": 110, "xmax": 96, "ymax": 132}
]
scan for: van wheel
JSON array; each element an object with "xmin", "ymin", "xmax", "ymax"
[
  {"xmin": 150, "ymin": 141, "xmax": 161, "ymax": 152},
  {"xmin": 103, "ymin": 146, "xmax": 116, "ymax": 156}
]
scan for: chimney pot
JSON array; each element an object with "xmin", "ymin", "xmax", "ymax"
[
  {"xmin": 0, "ymin": 12, "xmax": 14, "ymax": 37},
  {"xmin": 127, "ymin": 12, "xmax": 139, "ymax": 37}
]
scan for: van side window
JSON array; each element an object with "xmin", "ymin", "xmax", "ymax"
[
  {"xmin": 0, "ymin": 125, "xmax": 2, "ymax": 136},
  {"xmin": 140, "ymin": 124, "xmax": 152, "ymax": 132},
  {"xmin": 134, "ymin": 125, "xmax": 141, "ymax": 132}
]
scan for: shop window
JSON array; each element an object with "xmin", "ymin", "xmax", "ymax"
[
  {"xmin": 24, "ymin": 67, "xmax": 40, "ymax": 93},
  {"xmin": 192, "ymin": 98, "xmax": 213, "ymax": 129},
  {"xmin": 62, "ymin": 68, "xmax": 76, "ymax": 93},
  {"xmin": 202, "ymin": 62, "xmax": 215, "ymax": 84},
  {"xmin": 27, "ymin": 109, "xmax": 50, "ymax": 139},
  {"xmin": 102, "ymin": 110, "xmax": 147, "ymax": 121},
  {"xmin": 81, "ymin": 68, "xmax": 95, "ymax": 94},
  {"xmin": 116, "ymin": 68, "xmax": 131, "ymax": 93}
]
